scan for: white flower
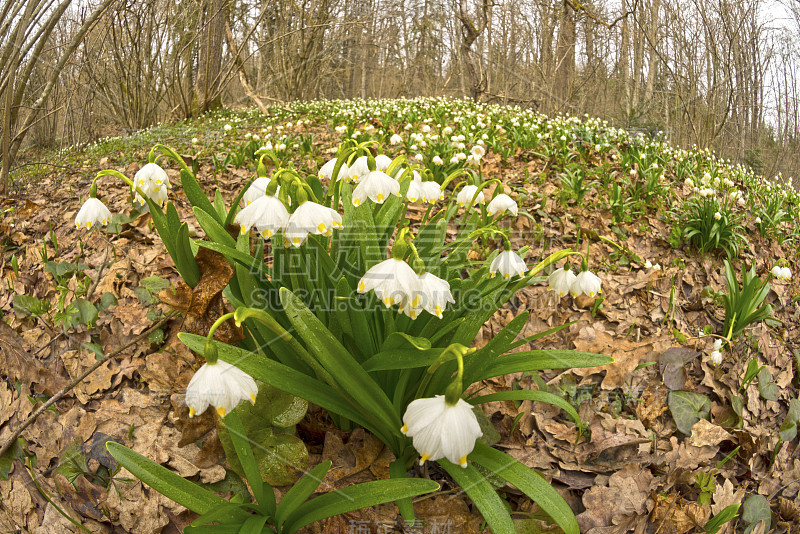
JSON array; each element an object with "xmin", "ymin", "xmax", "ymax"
[
  {"xmin": 755, "ymin": 216, "xmax": 762, "ymax": 224},
  {"xmin": 406, "ymin": 178, "xmax": 427, "ymax": 203},
  {"xmin": 645, "ymin": 260, "xmax": 653, "ymax": 269},
  {"xmin": 782, "ymin": 266, "xmax": 792, "ymax": 279},
  {"xmin": 457, "ymin": 185, "xmax": 485, "ymax": 207},
  {"xmin": 450, "ymin": 155, "xmax": 460, "ymax": 164},
  {"xmin": 418, "ymin": 273, "xmax": 454, "ymax": 318},
  {"xmin": 570, "ymin": 271, "xmax": 602, "ymax": 298},
  {"xmin": 133, "ymin": 163, "xmax": 170, "ymax": 207},
  {"xmin": 375, "ymin": 154, "xmax": 393, "ymax": 172},
  {"xmin": 352, "ymin": 170, "xmax": 401, "ymax": 206},
  {"xmin": 236, "ymin": 195, "xmax": 290, "ymax": 238},
  {"xmin": 318, "ymin": 158, "xmax": 350, "ymax": 182},
  {"xmin": 75, "ymin": 198, "xmax": 112, "ymax": 229},
  {"xmin": 422, "ymin": 181, "xmax": 444, "ymax": 203},
  {"xmin": 401, "ymin": 396, "xmax": 482, "ymax": 467},
  {"xmin": 771, "ymin": 265, "xmax": 783, "ymax": 278},
  {"xmin": 191, "ymin": 137, "xmax": 199, "ymax": 144},
  {"xmin": 414, "ymin": 153, "xmax": 424, "ymax": 162},
  {"xmin": 185, "ymin": 360, "xmax": 257, "ymax": 418},
  {"xmin": 357, "ymin": 258, "xmax": 422, "ymax": 318},
  {"xmin": 432, "ymin": 155, "xmax": 444, "ymax": 165},
  {"xmin": 653, "ymin": 264, "xmax": 662, "ymax": 271},
  {"xmin": 284, "ymin": 201, "xmax": 343, "ymax": 247},
  {"xmin": 390, "ymin": 133, "xmax": 404, "ymax": 145},
  {"xmin": 348, "ymin": 156, "xmax": 371, "ymax": 182},
  {"xmin": 489, "ymin": 250, "xmax": 527, "ymax": 279},
  {"xmin": 486, "ymin": 194, "xmax": 518, "ymax": 217},
  {"xmin": 710, "ymin": 350, "xmax": 723, "ymax": 365},
  {"xmin": 548, "ymin": 266, "xmax": 576, "ymax": 297},
  {"xmin": 223, "ymin": 124, "xmax": 232, "ymax": 131},
  {"xmin": 714, "ymin": 212, "xmax": 722, "ymax": 220},
  {"xmin": 243, "ymin": 177, "xmax": 271, "ymax": 206}
]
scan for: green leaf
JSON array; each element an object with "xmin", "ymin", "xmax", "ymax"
[
  {"xmin": 382, "ymin": 332, "xmax": 432, "ymax": 351},
  {"xmin": 469, "ymin": 391, "xmax": 580, "ymax": 428},
  {"xmin": 742, "ymin": 494, "xmax": 771, "ymax": 534},
  {"xmin": 220, "ymin": 411, "xmax": 271, "ymax": 513},
  {"xmin": 362, "ymin": 348, "xmax": 445, "ymax": 372},
  {"xmin": 193, "ymin": 207, "xmax": 237, "ymax": 248},
  {"xmin": 73, "ymin": 298, "xmax": 98, "ymax": 327},
  {"xmin": 472, "ymin": 350, "xmax": 614, "ymax": 383},
  {"xmin": 282, "ymin": 478, "xmax": 439, "ymax": 533},
  {"xmin": 274, "ymin": 461, "xmax": 331, "ymax": 529},
  {"xmin": 180, "ymin": 168, "xmax": 219, "ymax": 223},
  {"xmin": 703, "ymin": 504, "xmax": 739, "ymax": 534},
  {"xmin": 106, "ymin": 442, "xmax": 249, "ymax": 522},
  {"xmin": 470, "ymin": 444, "xmax": 579, "ymax": 534},
  {"xmin": 757, "ymin": 367, "xmax": 779, "ymax": 401},
  {"xmin": 438, "ymin": 461, "xmax": 515, "ymax": 534},
  {"xmin": 779, "ymin": 398, "xmax": 800, "ymax": 442},
  {"xmin": 668, "ymin": 391, "xmax": 711, "ymax": 435},
  {"xmin": 12, "ymin": 294, "xmax": 52, "ymax": 317}
]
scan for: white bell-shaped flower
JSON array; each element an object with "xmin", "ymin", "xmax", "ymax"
[
  {"xmin": 243, "ymin": 177, "xmax": 271, "ymax": 206},
  {"xmin": 417, "ymin": 273, "xmax": 454, "ymax": 318},
  {"xmin": 318, "ymin": 158, "xmax": 350, "ymax": 183},
  {"xmin": 352, "ymin": 170, "xmax": 401, "ymax": 206},
  {"xmin": 489, "ymin": 250, "xmax": 527, "ymax": 279},
  {"xmin": 432, "ymin": 155, "xmax": 444, "ymax": 165},
  {"xmin": 782, "ymin": 266, "xmax": 792, "ymax": 279},
  {"xmin": 401, "ymin": 395, "xmax": 483, "ymax": 468},
  {"xmin": 486, "ymin": 194, "xmax": 518, "ymax": 217},
  {"xmin": 284, "ymin": 201, "xmax": 343, "ymax": 247},
  {"xmin": 548, "ymin": 266, "xmax": 576, "ymax": 297},
  {"xmin": 709, "ymin": 339, "xmax": 724, "ymax": 365},
  {"xmin": 133, "ymin": 163, "xmax": 171, "ymax": 207},
  {"xmin": 185, "ymin": 360, "xmax": 258, "ymax": 418},
  {"xmin": 423, "ymin": 181, "xmax": 444, "ymax": 203},
  {"xmin": 236, "ymin": 195, "xmax": 290, "ymax": 238},
  {"xmin": 348, "ymin": 156, "xmax": 371, "ymax": 182},
  {"xmin": 570, "ymin": 270, "xmax": 602, "ymax": 298},
  {"xmin": 457, "ymin": 185, "xmax": 485, "ymax": 207},
  {"xmin": 375, "ymin": 154, "xmax": 393, "ymax": 172},
  {"xmin": 357, "ymin": 258, "xmax": 422, "ymax": 317},
  {"xmin": 390, "ymin": 134, "xmax": 403, "ymax": 145},
  {"xmin": 75, "ymin": 198, "xmax": 112, "ymax": 229},
  {"xmin": 406, "ymin": 178, "xmax": 427, "ymax": 203},
  {"xmin": 771, "ymin": 265, "xmax": 783, "ymax": 278}
]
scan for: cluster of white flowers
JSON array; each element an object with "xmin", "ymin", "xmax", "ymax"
[
  {"xmin": 133, "ymin": 163, "xmax": 171, "ymax": 207},
  {"xmin": 772, "ymin": 264, "xmax": 792, "ymax": 280},
  {"xmin": 357, "ymin": 258, "xmax": 454, "ymax": 319},
  {"xmin": 547, "ymin": 265, "xmax": 603, "ymax": 298},
  {"xmin": 237, "ymin": 193, "xmax": 342, "ymax": 247},
  {"xmin": 644, "ymin": 260, "xmax": 662, "ymax": 271}
]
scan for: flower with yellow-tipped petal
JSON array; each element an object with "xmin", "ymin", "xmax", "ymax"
[
  {"xmin": 418, "ymin": 273, "xmax": 454, "ymax": 318},
  {"xmin": 133, "ymin": 162, "xmax": 170, "ymax": 207},
  {"xmin": 185, "ymin": 360, "xmax": 257, "ymax": 418},
  {"xmin": 352, "ymin": 170, "xmax": 401, "ymax": 206},
  {"xmin": 235, "ymin": 195, "xmax": 290, "ymax": 239},
  {"xmin": 570, "ymin": 270, "xmax": 602, "ymax": 298},
  {"xmin": 489, "ymin": 250, "xmax": 527, "ymax": 279},
  {"xmin": 75, "ymin": 198, "xmax": 112, "ymax": 230},
  {"xmin": 318, "ymin": 158, "xmax": 350, "ymax": 183},
  {"xmin": 547, "ymin": 265, "xmax": 576, "ymax": 297},
  {"xmin": 457, "ymin": 185, "xmax": 485, "ymax": 207},
  {"xmin": 284, "ymin": 200, "xmax": 342, "ymax": 247},
  {"xmin": 243, "ymin": 177, "xmax": 272, "ymax": 206},
  {"xmin": 486, "ymin": 194, "xmax": 518, "ymax": 217},
  {"xmin": 401, "ymin": 395, "xmax": 482, "ymax": 468},
  {"xmin": 357, "ymin": 258, "xmax": 422, "ymax": 318}
]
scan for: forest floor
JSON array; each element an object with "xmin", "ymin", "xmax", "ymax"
[{"xmin": 1, "ymin": 103, "xmax": 799, "ymax": 533}]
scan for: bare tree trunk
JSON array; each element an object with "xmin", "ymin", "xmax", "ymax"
[
  {"xmin": 455, "ymin": 0, "xmax": 490, "ymax": 102},
  {"xmin": 196, "ymin": 0, "xmax": 228, "ymax": 112}
]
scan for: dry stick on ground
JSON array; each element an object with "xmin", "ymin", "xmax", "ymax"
[{"xmin": 0, "ymin": 311, "xmax": 177, "ymax": 458}]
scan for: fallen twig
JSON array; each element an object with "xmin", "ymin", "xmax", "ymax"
[{"xmin": 0, "ymin": 311, "xmax": 176, "ymax": 458}]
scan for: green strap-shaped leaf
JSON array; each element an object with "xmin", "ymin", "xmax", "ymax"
[
  {"xmin": 280, "ymin": 288, "xmax": 401, "ymax": 434},
  {"xmin": 274, "ymin": 461, "xmax": 331, "ymax": 529},
  {"xmin": 221, "ymin": 411, "xmax": 274, "ymax": 516},
  {"xmin": 180, "ymin": 168, "xmax": 220, "ymax": 223},
  {"xmin": 225, "ymin": 175, "xmax": 255, "ymax": 227},
  {"xmin": 470, "ymin": 443, "xmax": 579, "ymax": 534},
  {"xmin": 174, "ymin": 222, "xmax": 201, "ymax": 287},
  {"xmin": 362, "ymin": 348, "xmax": 445, "ymax": 372},
  {"xmin": 193, "ymin": 207, "xmax": 237, "ymax": 248},
  {"xmin": 471, "ymin": 350, "xmax": 614, "ymax": 383},
  {"xmin": 438, "ymin": 460, "xmax": 515, "ymax": 534},
  {"xmin": 282, "ymin": 478, "xmax": 439, "ymax": 534},
  {"xmin": 469, "ymin": 391, "xmax": 581, "ymax": 428},
  {"xmin": 106, "ymin": 442, "xmax": 249, "ymax": 522}
]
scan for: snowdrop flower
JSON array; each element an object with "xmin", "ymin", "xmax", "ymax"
[
  {"xmin": 375, "ymin": 154, "xmax": 393, "ymax": 172},
  {"xmin": 318, "ymin": 158, "xmax": 350, "ymax": 182},
  {"xmin": 423, "ymin": 181, "xmax": 444, "ymax": 202},
  {"xmin": 348, "ymin": 156, "xmax": 371, "ymax": 182},
  {"xmin": 236, "ymin": 195, "xmax": 290, "ymax": 238},
  {"xmin": 714, "ymin": 212, "xmax": 722, "ymax": 220},
  {"xmin": 75, "ymin": 197, "xmax": 112, "ymax": 229},
  {"xmin": 223, "ymin": 124, "xmax": 232, "ymax": 132},
  {"xmin": 390, "ymin": 133, "xmax": 403, "ymax": 145},
  {"xmin": 432, "ymin": 155, "xmax": 444, "ymax": 165},
  {"xmin": 450, "ymin": 155, "xmax": 460, "ymax": 164},
  {"xmin": 243, "ymin": 177, "xmax": 271, "ymax": 206},
  {"xmin": 486, "ymin": 194, "xmax": 518, "ymax": 217},
  {"xmin": 570, "ymin": 270, "xmax": 602, "ymax": 298},
  {"xmin": 737, "ymin": 197, "xmax": 746, "ymax": 207},
  {"xmin": 414, "ymin": 153, "xmax": 424, "ymax": 162},
  {"xmin": 185, "ymin": 360, "xmax": 257, "ymax": 418},
  {"xmin": 709, "ymin": 339, "xmax": 723, "ymax": 365},
  {"xmin": 548, "ymin": 266, "xmax": 576, "ymax": 297},
  {"xmin": 783, "ymin": 266, "xmax": 793, "ymax": 279},
  {"xmin": 401, "ymin": 395, "xmax": 482, "ymax": 467},
  {"xmin": 653, "ymin": 264, "xmax": 662, "ymax": 271},
  {"xmin": 755, "ymin": 216, "xmax": 762, "ymax": 224},
  {"xmin": 489, "ymin": 250, "xmax": 527, "ymax": 279},
  {"xmin": 191, "ymin": 137, "xmax": 199, "ymax": 144},
  {"xmin": 442, "ymin": 126, "xmax": 453, "ymax": 135},
  {"xmin": 358, "ymin": 258, "xmax": 422, "ymax": 317},
  {"xmin": 645, "ymin": 260, "xmax": 653, "ymax": 269},
  {"xmin": 417, "ymin": 272, "xmax": 454, "ymax": 318},
  {"xmin": 457, "ymin": 185, "xmax": 485, "ymax": 207},
  {"xmin": 471, "ymin": 145, "xmax": 485, "ymax": 158},
  {"xmin": 353, "ymin": 170, "xmax": 401, "ymax": 206},
  {"xmin": 406, "ymin": 177, "xmax": 427, "ymax": 203},
  {"xmin": 133, "ymin": 163, "xmax": 170, "ymax": 207},
  {"xmin": 284, "ymin": 201, "xmax": 343, "ymax": 246},
  {"xmin": 684, "ymin": 178, "xmax": 694, "ymax": 188}
]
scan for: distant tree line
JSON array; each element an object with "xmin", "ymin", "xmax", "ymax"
[{"xmin": 2, "ymin": 0, "xmax": 800, "ymax": 193}]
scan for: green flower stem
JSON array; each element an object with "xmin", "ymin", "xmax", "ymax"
[
  {"xmin": 149, "ymin": 144, "xmax": 190, "ymax": 174},
  {"xmin": 94, "ymin": 169, "xmax": 151, "ymax": 206},
  {"xmin": 203, "ymin": 312, "xmax": 235, "ymax": 364},
  {"xmin": 414, "ymin": 343, "xmax": 473, "ymax": 401}
]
